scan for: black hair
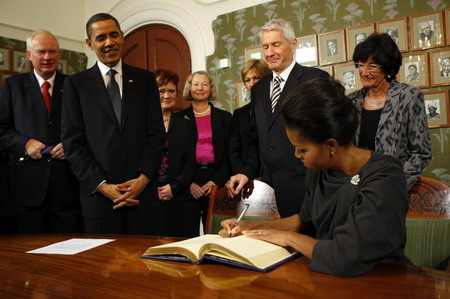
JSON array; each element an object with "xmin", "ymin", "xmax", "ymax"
[
  {"xmin": 282, "ymin": 78, "xmax": 359, "ymax": 146},
  {"xmin": 86, "ymin": 13, "xmax": 121, "ymax": 39},
  {"xmin": 352, "ymin": 32, "xmax": 402, "ymax": 82}
]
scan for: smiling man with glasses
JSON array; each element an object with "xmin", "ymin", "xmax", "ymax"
[{"xmin": 348, "ymin": 33, "xmax": 431, "ymax": 191}]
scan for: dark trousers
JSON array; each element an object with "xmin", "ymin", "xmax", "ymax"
[
  {"xmin": 192, "ymin": 167, "xmax": 214, "ymax": 233},
  {"xmin": 159, "ymin": 198, "xmax": 200, "ymax": 238},
  {"xmin": 13, "ymin": 179, "xmax": 81, "ymax": 234}
]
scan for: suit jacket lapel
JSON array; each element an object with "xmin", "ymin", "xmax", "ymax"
[
  {"xmin": 87, "ymin": 64, "xmax": 120, "ymax": 128},
  {"xmin": 260, "ymin": 75, "xmax": 272, "ymax": 122},
  {"xmin": 49, "ymin": 72, "xmax": 64, "ymax": 119},
  {"xmin": 27, "ymin": 72, "xmax": 49, "ymax": 117},
  {"xmin": 121, "ymin": 63, "xmax": 135, "ymax": 130}
]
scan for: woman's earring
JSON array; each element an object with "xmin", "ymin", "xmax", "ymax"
[{"xmin": 330, "ymin": 151, "xmax": 334, "ymax": 158}]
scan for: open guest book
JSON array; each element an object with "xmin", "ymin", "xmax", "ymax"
[{"xmin": 141, "ymin": 234, "xmax": 299, "ymax": 272}]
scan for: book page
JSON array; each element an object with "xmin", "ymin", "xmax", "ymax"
[
  {"xmin": 143, "ymin": 234, "xmax": 222, "ymax": 262},
  {"xmin": 201, "ymin": 235, "xmax": 297, "ymax": 269}
]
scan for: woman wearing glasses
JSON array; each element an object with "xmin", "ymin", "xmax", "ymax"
[{"xmin": 348, "ymin": 33, "xmax": 431, "ymax": 190}]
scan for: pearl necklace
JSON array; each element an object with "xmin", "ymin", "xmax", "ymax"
[
  {"xmin": 193, "ymin": 105, "xmax": 211, "ymax": 116},
  {"xmin": 364, "ymin": 96, "xmax": 385, "ymax": 109}
]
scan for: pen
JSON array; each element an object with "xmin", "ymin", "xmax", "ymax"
[{"xmin": 228, "ymin": 203, "xmax": 250, "ymax": 238}]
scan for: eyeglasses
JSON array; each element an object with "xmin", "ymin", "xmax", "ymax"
[{"xmin": 355, "ymin": 63, "xmax": 382, "ymax": 72}]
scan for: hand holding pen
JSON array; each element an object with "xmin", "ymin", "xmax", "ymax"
[{"xmin": 228, "ymin": 204, "xmax": 250, "ymax": 238}]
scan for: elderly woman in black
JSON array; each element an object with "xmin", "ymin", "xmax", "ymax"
[
  {"xmin": 348, "ymin": 33, "xmax": 431, "ymax": 190},
  {"xmin": 220, "ymin": 78, "xmax": 410, "ymax": 277},
  {"xmin": 153, "ymin": 69, "xmax": 197, "ymax": 237},
  {"xmin": 180, "ymin": 71, "xmax": 231, "ymax": 233}
]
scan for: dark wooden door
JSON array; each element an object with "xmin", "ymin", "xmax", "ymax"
[{"xmin": 122, "ymin": 24, "xmax": 191, "ymax": 111}]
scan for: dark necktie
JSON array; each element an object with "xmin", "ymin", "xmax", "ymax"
[
  {"xmin": 271, "ymin": 76, "xmax": 283, "ymax": 113},
  {"xmin": 42, "ymin": 81, "xmax": 51, "ymax": 112},
  {"xmin": 107, "ymin": 69, "xmax": 122, "ymax": 123}
]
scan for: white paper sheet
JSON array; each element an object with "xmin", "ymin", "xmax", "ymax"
[{"xmin": 26, "ymin": 238, "xmax": 115, "ymax": 255}]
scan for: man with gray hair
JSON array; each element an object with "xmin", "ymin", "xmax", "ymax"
[
  {"xmin": 0, "ymin": 30, "xmax": 80, "ymax": 233},
  {"xmin": 227, "ymin": 19, "xmax": 329, "ymax": 217}
]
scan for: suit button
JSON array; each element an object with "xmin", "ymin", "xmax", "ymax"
[
  {"xmin": 48, "ymin": 121, "xmax": 53, "ymax": 125},
  {"xmin": 47, "ymin": 158, "xmax": 51, "ymax": 162},
  {"xmin": 269, "ymin": 147, "xmax": 273, "ymax": 152}
]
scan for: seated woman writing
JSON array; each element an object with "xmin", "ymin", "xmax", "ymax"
[{"xmin": 220, "ymin": 78, "xmax": 410, "ymax": 277}]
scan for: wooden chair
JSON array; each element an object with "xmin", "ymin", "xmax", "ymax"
[
  {"xmin": 205, "ymin": 179, "xmax": 280, "ymax": 234},
  {"xmin": 405, "ymin": 176, "xmax": 450, "ymax": 270}
]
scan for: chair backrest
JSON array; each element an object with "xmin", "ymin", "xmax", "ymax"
[
  {"xmin": 405, "ymin": 176, "xmax": 450, "ymax": 270},
  {"xmin": 205, "ymin": 179, "xmax": 279, "ymax": 234}
]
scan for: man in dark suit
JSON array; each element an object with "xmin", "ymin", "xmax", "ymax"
[
  {"xmin": 227, "ymin": 19, "xmax": 329, "ymax": 217},
  {"xmin": 0, "ymin": 30, "xmax": 80, "ymax": 233},
  {"xmin": 61, "ymin": 13, "xmax": 164, "ymax": 234}
]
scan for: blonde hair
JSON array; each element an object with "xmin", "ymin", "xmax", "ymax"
[
  {"xmin": 183, "ymin": 71, "xmax": 217, "ymax": 101},
  {"xmin": 241, "ymin": 59, "xmax": 271, "ymax": 81}
]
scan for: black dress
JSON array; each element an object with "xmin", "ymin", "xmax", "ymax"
[{"xmin": 301, "ymin": 152, "xmax": 410, "ymax": 276}]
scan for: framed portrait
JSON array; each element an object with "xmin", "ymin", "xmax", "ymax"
[
  {"xmin": 376, "ymin": 16, "xmax": 408, "ymax": 52},
  {"xmin": 318, "ymin": 29, "xmax": 346, "ymax": 65},
  {"xmin": 296, "ymin": 34, "xmax": 318, "ymax": 66},
  {"xmin": 235, "ymin": 80, "xmax": 250, "ymax": 109},
  {"xmin": 316, "ymin": 65, "xmax": 333, "ymax": 77},
  {"xmin": 346, "ymin": 23, "xmax": 375, "ymax": 60},
  {"xmin": 430, "ymin": 48, "xmax": 450, "ymax": 87},
  {"xmin": 57, "ymin": 59, "xmax": 68, "ymax": 74},
  {"xmin": 423, "ymin": 90, "xmax": 450, "ymax": 128},
  {"xmin": 334, "ymin": 62, "xmax": 362, "ymax": 94},
  {"xmin": 0, "ymin": 47, "xmax": 10, "ymax": 71},
  {"xmin": 399, "ymin": 52, "xmax": 429, "ymax": 89},
  {"xmin": 12, "ymin": 50, "xmax": 30, "ymax": 73},
  {"xmin": 244, "ymin": 46, "xmax": 264, "ymax": 62},
  {"xmin": 410, "ymin": 10, "xmax": 444, "ymax": 51},
  {"xmin": 446, "ymin": 8, "xmax": 450, "ymax": 46}
]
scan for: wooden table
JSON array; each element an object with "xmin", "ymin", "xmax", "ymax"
[{"xmin": 1, "ymin": 235, "xmax": 449, "ymax": 298}]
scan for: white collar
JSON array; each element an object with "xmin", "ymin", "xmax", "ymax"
[
  {"xmin": 97, "ymin": 60, "xmax": 123, "ymax": 77},
  {"xmin": 34, "ymin": 70, "xmax": 56, "ymax": 87}
]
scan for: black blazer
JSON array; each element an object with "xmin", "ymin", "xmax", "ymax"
[
  {"xmin": 0, "ymin": 71, "xmax": 77, "ymax": 206},
  {"xmin": 61, "ymin": 63, "xmax": 165, "ymax": 218},
  {"xmin": 242, "ymin": 63, "xmax": 329, "ymax": 217},
  {"xmin": 178, "ymin": 104, "xmax": 231, "ymax": 188},
  {"xmin": 228, "ymin": 103, "xmax": 254, "ymax": 175},
  {"xmin": 161, "ymin": 112, "xmax": 196, "ymax": 201}
]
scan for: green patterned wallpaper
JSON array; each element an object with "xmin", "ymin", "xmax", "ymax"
[{"xmin": 206, "ymin": 0, "xmax": 450, "ymax": 184}]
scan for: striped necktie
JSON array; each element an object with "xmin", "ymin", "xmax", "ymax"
[{"xmin": 271, "ymin": 76, "xmax": 283, "ymax": 113}]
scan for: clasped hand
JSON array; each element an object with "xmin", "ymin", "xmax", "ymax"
[{"xmin": 99, "ymin": 174, "xmax": 149, "ymax": 209}]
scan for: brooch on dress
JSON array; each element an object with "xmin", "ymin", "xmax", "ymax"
[{"xmin": 350, "ymin": 174, "xmax": 360, "ymax": 185}]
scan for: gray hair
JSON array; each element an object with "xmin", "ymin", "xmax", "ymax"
[
  {"xmin": 260, "ymin": 19, "xmax": 296, "ymax": 42},
  {"xmin": 183, "ymin": 71, "xmax": 217, "ymax": 101},
  {"xmin": 26, "ymin": 30, "xmax": 60, "ymax": 51}
]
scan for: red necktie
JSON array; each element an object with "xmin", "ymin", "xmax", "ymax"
[{"xmin": 42, "ymin": 81, "xmax": 51, "ymax": 112}]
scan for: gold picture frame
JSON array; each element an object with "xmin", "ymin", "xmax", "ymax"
[
  {"xmin": 316, "ymin": 65, "xmax": 333, "ymax": 77},
  {"xmin": 423, "ymin": 90, "xmax": 450, "ymax": 128},
  {"xmin": 430, "ymin": 47, "xmax": 450, "ymax": 87},
  {"xmin": 318, "ymin": 29, "xmax": 346, "ymax": 66},
  {"xmin": 376, "ymin": 16, "xmax": 409, "ymax": 52},
  {"xmin": 346, "ymin": 23, "xmax": 375, "ymax": 60},
  {"xmin": 399, "ymin": 52, "xmax": 429, "ymax": 89},
  {"xmin": 57, "ymin": 59, "xmax": 68, "ymax": 74},
  {"xmin": 334, "ymin": 62, "xmax": 362, "ymax": 94},
  {"xmin": 296, "ymin": 34, "xmax": 318, "ymax": 66},
  {"xmin": 410, "ymin": 10, "xmax": 444, "ymax": 51}
]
